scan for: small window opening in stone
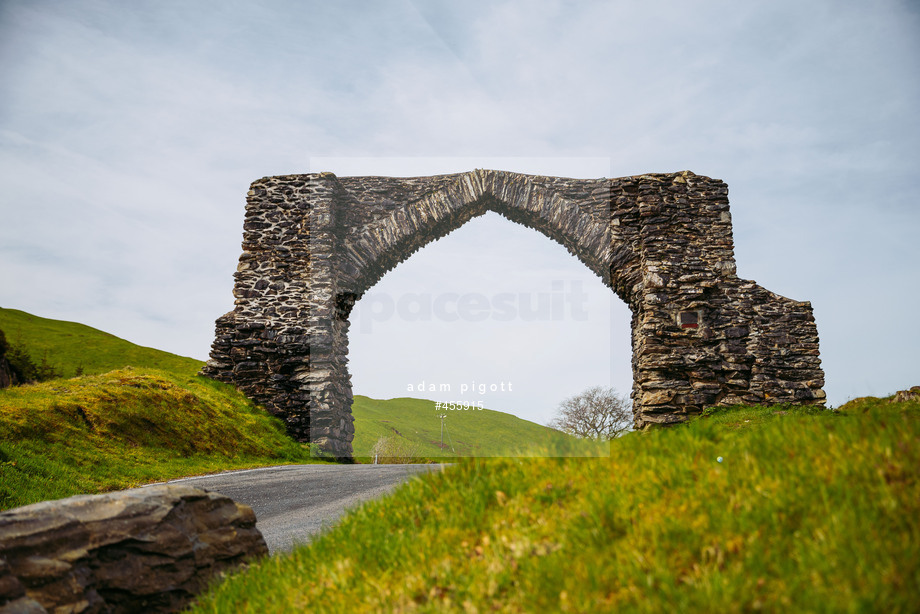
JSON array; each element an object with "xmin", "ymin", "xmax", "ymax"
[{"xmin": 680, "ymin": 311, "xmax": 699, "ymax": 329}]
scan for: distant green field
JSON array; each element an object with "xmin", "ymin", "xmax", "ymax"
[
  {"xmin": 351, "ymin": 395, "xmax": 602, "ymax": 459},
  {"xmin": 0, "ymin": 307, "xmax": 203, "ymax": 378}
]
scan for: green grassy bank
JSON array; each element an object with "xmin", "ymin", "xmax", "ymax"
[
  {"xmin": 0, "ymin": 367, "xmax": 322, "ymax": 510},
  {"xmin": 0, "ymin": 307, "xmax": 329, "ymax": 510},
  {"xmin": 192, "ymin": 397, "xmax": 920, "ymax": 613},
  {"xmin": 0, "ymin": 306, "xmax": 203, "ymax": 378}
]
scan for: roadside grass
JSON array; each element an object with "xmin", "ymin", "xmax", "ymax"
[
  {"xmin": 0, "ymin": 307, "xmax": 203, "ymax": 378},
  {"xmin": 0, "ymin": 367, "xmax": 324, "ymax": 510},
  {"xmin": 352, "ymin": 395, "xmax": 604, "ymax": 461},
  {"xmin": 192, "ymin": 399, "xmax": 920, "ymax": 613}
]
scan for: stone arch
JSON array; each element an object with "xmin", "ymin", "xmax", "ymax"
[
  {"xmin": 334, "ymin": 171, "xmax": 633, "ymax": 304},
  {"xmin": 202, "ymin": 169, "xmax": 825, "ymax": 458}
]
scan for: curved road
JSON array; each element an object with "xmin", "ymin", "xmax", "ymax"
[{"xmin": 165, "ymin": 464, "xmax": 441, "ymax": 554}]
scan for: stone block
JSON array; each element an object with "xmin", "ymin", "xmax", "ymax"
[{"xmin": 0, "ymin": 485, "xmax": 266, "ymax": 614}]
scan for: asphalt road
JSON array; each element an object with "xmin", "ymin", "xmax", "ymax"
[{"xmin": 165, "ymin": 464, "xmax": 442, "ymax": 554}]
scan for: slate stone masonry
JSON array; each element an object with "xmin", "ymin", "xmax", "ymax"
[
  {"xmin": 202, "ymin": 170, "xmax": 825, "ymax": 458},
  {"xmin": 0, "ymin": 485, "xmax": 266, "ymax": 613}
]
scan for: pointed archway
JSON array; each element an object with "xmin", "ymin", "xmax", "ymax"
[
  {"xmin": 202, "ymin": 169, "xmax": 826, "ymax": 458},
  {"xmin": 346, "ymin": 209, "xmax": 627, "ymax": 439}
]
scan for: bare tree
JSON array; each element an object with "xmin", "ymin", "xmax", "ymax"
[{"xmin": 548, "ymin": 386, "xmax": 632, "ymax": 440}]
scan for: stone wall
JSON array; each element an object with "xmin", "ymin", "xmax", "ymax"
[
  {"xmin": 0, "ymin": 484, "xmax": 266, "ymax": 613},
  {"xmin": 202, "ymin": 169, "xmax": 826, "ymax": 457}
]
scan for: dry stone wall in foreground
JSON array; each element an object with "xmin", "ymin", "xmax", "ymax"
[
  {"xmin": 0, "ymin": 484, "xmax": 266, "ymax": 613},
  {"xmin": 202, "ymin": 169, "xmax": 826, "ymax": 457}
]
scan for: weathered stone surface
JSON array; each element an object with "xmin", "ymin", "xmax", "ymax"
[
  {"xmin": 0, "ymin": 485, "xmax": 267, "ymax": 614},
  {"xmin": 892, "ymin": 387, "xmax": 920, "ymax": 403},
  {"xmin": 202, "ymin": 169, "xmax": 826, "ymax": 457}
]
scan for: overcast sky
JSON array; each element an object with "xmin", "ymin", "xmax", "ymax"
[{"xmin": 1, "ymin": 0, "xmax": 917, "ymax": 426}]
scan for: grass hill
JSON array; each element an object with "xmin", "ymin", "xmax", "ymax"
[
  {"xmin": 0, "ymin": 307, "xmax": 578, "ymax": 460},
  {"xmin": 0, "ymin": 367, "xmax": 321, "ymax": 510},
  {"xmin": 352, "ymin": 395, "xmax": 600, "ymax": 460},
  {"xmin": 1, "ymin": 307, "xmax": 591, "ymax": 512},
  {"xmin": 0, "ymin": 307, "xmax": 203, "ymax": 378},
  {"xmin": 0, "ymin": 308, "xmax": 322, "ymax": 511},
  {"xmin": 192, "ymin": 396, "xmax": 920, "ymax": 613}
]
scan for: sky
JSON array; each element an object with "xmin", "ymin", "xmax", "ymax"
[{"xmin": 1, "ymin": 0, "xmax": 918, "ymax": 426}]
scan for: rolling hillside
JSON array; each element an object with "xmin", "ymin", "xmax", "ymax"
[
  {"xmin": 1, "ymin": 307, "xmax": 594, "ymax": 461},
  {"xmin": 0, "ymin": 367, "xmax": 320, "ymax": 510},
  {"xmin": 0, "ymin": 308, "xmax": 318, "ymax": 510},
  {"xmin": 0, "ymin": 307, "xmax": 594, "ymax": 512},
  {"xmin": 0, "ymin": 307, "xmax": 203, "ymax": 378},
  {"xmin": 352, "ymin": 395, "xmax": 599, "ymax": 459}
]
